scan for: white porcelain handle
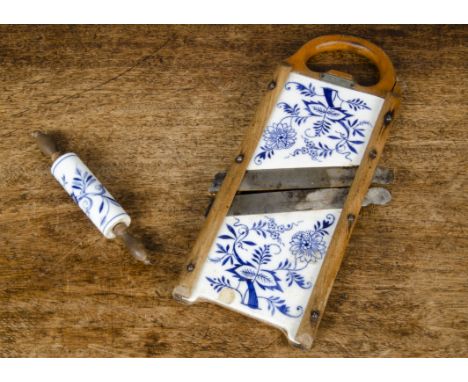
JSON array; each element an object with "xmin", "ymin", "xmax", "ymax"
[{"xmin": 51, "ymin": 153, "xmax": 131, "ymax": 239}]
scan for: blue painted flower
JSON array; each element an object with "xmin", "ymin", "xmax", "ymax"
[
  {"xmin": 263, "ymin": 123, "xmax": 296, "ymax": 150},
  {"xmin": 207, "ymin": 215, "xmax": 335, "ymax": 317},
  {"xmin": 290, "ymin": 230, "xmax": 326, "ymax": 263}
]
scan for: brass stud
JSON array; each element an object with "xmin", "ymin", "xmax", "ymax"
[
  {"xmin": 235, "ymin": 154, "xmax": 244, "ymax": 163},
  {"xmin": 268, "ymin": 80, "xmax": 276, "ymax": 90},
  {"xmin": 186, "ymin": 263, "xmax": 195, "ymax": 272},
  {"xmin": 384, "ymin": 111, "xmax": 394, "ymax": 125},
  {"xmin": 310, "ymin": 310, "xmax": 320, "ymax": 322},
  {"xmin": 369, "ymin": 149, "xmax": 378, "ymax": 159},
  {"xmin": 347, "ymin": 213, "xmax": 355, "ymax": 227}
]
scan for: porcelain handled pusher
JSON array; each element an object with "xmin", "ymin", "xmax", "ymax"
[
  {"xmin": 174, "ymin": 34, "xmax": 401, "ymax": 349},
  {"xmin": 33, "ymin": 131, "xmax": 151, "ymax": 265}
]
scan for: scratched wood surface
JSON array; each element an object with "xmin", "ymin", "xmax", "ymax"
[{"xmin": 0, "ymin": 25, "xmax": 467, "ymax": 357}]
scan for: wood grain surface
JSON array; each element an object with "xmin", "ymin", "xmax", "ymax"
[{"xmin": 0, "ymin": 25, "xmax": 467, "ymax": 357}]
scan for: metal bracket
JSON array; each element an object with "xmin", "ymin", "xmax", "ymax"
[
  {"xmin": 209, "ymin": 166, "xmax": 394, "ymax": 193},
  {"xmin": 319, "ymin": 72, "xmax": 355, "ymax": 89},
  {"xmin": 227, "ymin": 187, "xmax": 392, "ymax": 215}
]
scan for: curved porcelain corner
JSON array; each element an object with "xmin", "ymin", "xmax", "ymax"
[
  {"xmin": 248, "ymin": 72, "xmax": 385, "ymax": 170},
  {"xmin": 190, "ymin": 209, "xmax": 340, "ymax": 343},
  {"xmin": 51, "ymin": 153, "xmax": 131, "ymax": 239}
]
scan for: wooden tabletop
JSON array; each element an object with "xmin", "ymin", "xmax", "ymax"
[{"xmin": 1, "ymin": 25, "xmax": 467, "ymax": 357}]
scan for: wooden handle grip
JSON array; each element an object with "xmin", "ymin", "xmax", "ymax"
[{"xmin": 287, "ymin": 34, "xmax": 397, "ymax": 93}]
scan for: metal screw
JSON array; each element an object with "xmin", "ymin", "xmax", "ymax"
[
  {"xmin": 187, "ymin": 263, "xmax": 195, "ymax": 272},
  {"xmin": 235, "ymin": 154, "xmax": 244, "ymax": 163},
  {"xmin": 369, "ymin": 149, "xmax": 378, "ymax": 159},
  {"xmin": 173, "ymin": 293, "xmax": 182, "ymax": 301},
  {"xmin": 268, "ymin": 80, "xmax": 276, "ymax": 90},
  {"xmin": 347, "ymin": 213, "xmax": 355, "ymax": 226},
  {"xmin": 384, "ymin": 111, "xmax": 394, "ymax": 125},
  {"xmin": 310, "ymin": 310, "xmax": 320, "ymax": 322}
]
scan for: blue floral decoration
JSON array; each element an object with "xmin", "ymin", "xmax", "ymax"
[
  {"xmin": 67, "ymin": 167, "xmax": 122, "ymax": 227},
  {"xmin": 255, "ymin": 123, "xmax": 297, "ymax": 163},
  {"xmin": 206, "ymin": 214, "xmax": 336, "ymax": 318},
  {"xmin": 254, "ymin": 81, "xmax": 372, "ymax": 164},
  {"xmin": 289, "ymin": 215, "xmax": 334, "ymax": 263}
]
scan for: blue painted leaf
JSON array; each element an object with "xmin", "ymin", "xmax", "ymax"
[
  {"xmin": 206, "ymin": 276, "xmax": 233, "ymax": 293},
  {"xmin": 325, "ymin": 107, "xmax": 350, "ymax": 121},
  {"xmin": 288, "ymin": 82, "xmax": 316, "ymax": 97},
  {"xmin": 289, "ymin": 272, "xmax": 312, "ymax": 289},
  {"xmin": 278, "ymin": 102, "xmax": 300, "ymax": 116},
  {"xmin": 242, "ymin": 240, "xmax": 256, "ymax": 246},
  {"xmin": 226, "ymin": 224, "xmax": 237, "ymax": 238},
  {"xmin": 277, "ymin": 304, "xmax": 291, "ymax": 315},
  {"xmin": 218, "ymin": 234, "xmax": 234, "ymax": 240},
  {"xmin": 277, "ymin": 259, "xmax": 291, "ymax": 270},
  {"xmin": 294, "ymin": 116, "xmax": 309, "ymax": 126},
  {"xmin": 346, "ymin": 98, "xmax": 370, "ymax": 111},
  {"xmin": 304, "ymin": 100, "xmax": 327, "ymax": 116},
  {"xmin": 231, "ymin": 265, "xmax": 257, "ymax": 280},
  {"xmin": 222, "ymin": 256, "xmax": 233, "ymax": 266},
  {"xmin": 255, "ymin": 270, "xmax": 283, "ymax": 292},
  {"xmin": 215, "ymin": 243, "xmax": 229, "ymax": 254},
  {"xmin": 313, "ymin": 119, "xmax": 331, "ymax": 136},
  {"xmin": 347, "ymin": 142, "xmax": 358, "ymax": 154},
  {"xmin": 352, "ymin": 129, "xmax": 365, "ymax": 137}
]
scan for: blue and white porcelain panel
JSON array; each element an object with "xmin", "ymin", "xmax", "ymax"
[
  {"xmin": 191, "ymin": 209, "xmax": 340, "ymax": 342},
  {"xmin": 248, "ymin": 72, "xmax": 384, "ymax": 170},
  {"xmin": 51, "ymin": 153, "xmax": 131, "ymax": 239}
]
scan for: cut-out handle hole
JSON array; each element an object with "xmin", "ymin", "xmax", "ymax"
[{"xmin": 307, "ymin": 50, "xmax": 380, "ymax": 87}]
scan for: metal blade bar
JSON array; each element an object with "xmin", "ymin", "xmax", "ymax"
[
  {"xmin": 209, "ymin": 166, "xmax": 394, "ymax": 193},
  {"xmin": 227, "ymin": 187, "xmax": 391, "ymax": 216}
]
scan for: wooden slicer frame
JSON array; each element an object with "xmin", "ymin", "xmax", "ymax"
[{"xmin": 173, "ymin": 35, "xmax": 401, "ymax": 349}]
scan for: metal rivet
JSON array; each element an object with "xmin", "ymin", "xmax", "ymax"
[
  {"xmin": 369, "ymin": 149, "xmax": 378, "ymax": 159},
  {"xmin": 173, "ymin": 293, "xmax": 182, "ymax": 301},
  {"xmin": 347, "ymin": 213, "xmax": 355, "ymax": 225},
  {"xmin": 186, "ymin": 263, "xmax": 195, "ymax": 272},
  {"xmin": 268, "ymin": 80, "xmax": 276, "ymax": 90},
  {"xmin": 384, "ymin": 111, "xmax": 394, "ymax": 125},
  {"xmin": 235, "ymin": 154, "xmax": 244, "ymax": 163},
  {"xmin": 310, "ymin": 310, "xmax": 320, "ymax": 322}
]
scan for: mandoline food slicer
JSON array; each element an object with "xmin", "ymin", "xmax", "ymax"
[{"xmin": 173, "ymin": 35, "xmax": 401, "ymax": 348}]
